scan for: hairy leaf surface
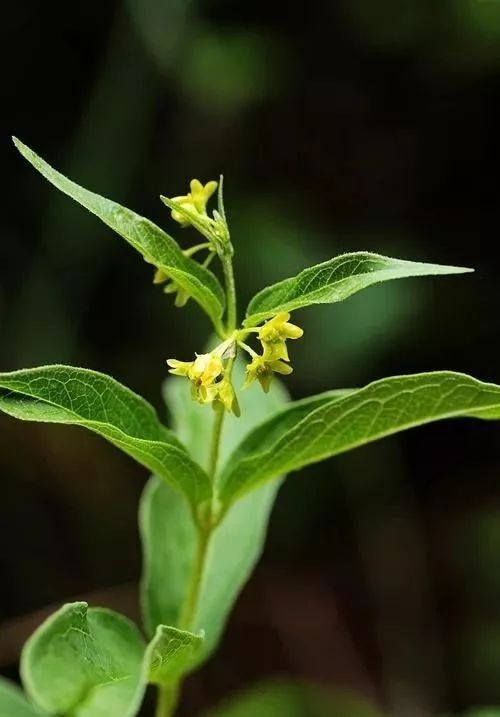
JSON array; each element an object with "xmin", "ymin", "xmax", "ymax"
[
  {"xmin": 0, "ymin": 365, "xmax": 211, "ymax": 508},
  {"xmin": 220, "ymin": 372, "xmax": 500, "ymax": 505},
  {"xmin": 245, "ymin": 252, "xmax": 472, "ymax": 325},
  {"xmin": 13, "ymin": 138, "xmax": 225, "ymax": 329}
]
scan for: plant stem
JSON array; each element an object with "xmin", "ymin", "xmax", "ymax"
[
  {"xmin": 208, "ymin": 404, "xmax": 225, "ymax": 479},
  {"xmin": 222, "ymin": 255, "xmax": 237, "ymax": 334},
  {"xmin": 155, "ymin": 254, "xmax": 237, "ymax": 716},
  {"xmin": 178, "ymin": 526, "xmax": 211, "ymax": 629},
  {"xmin": 155, "ymin": 684, "xmax": 179, "ymax": 717}
]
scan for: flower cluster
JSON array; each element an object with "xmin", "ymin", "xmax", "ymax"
[
  {"xmin": 153, "ymin": 178, "xmax": 223, "ymax": 307},
  {"xmin": 242, "ymin": 312, "xmax": 303, "ymax": 393},
  {"xmin": 162, "ymin": 180, "xmax": 304, "ymax": 415},
  {"xmin": 166, "ymin": 313, "xmax": 303, "ymax": 415},
  {"xmin": 167, "ymin": 341, "xmax": 240, "ymax": 416}
]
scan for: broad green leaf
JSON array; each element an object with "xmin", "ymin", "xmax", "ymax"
[
  {"xmin": 145, "ymin": 625, "xmax": 204, "ymax": 686},
  {"xmin": 465, "ymin": 712, "xmax": 500, "ymax": 717},
  {"xmin": 20, "ymin": 602, "xmax": 146, "ymax": 717},
  {"xmin": 0, "ymin": 678, "xmax": 43, "ymax": 717},
  {"xmin": 140, "ymin": 362, "xmax": 288, "ymax": 661},
  {"xmin": 220, "ymin": 371, "xmax": 500, "ymax": 505},
  {"xmin": 203, "ymin": 682, "xmax": 384, "ymax": 717},
  {"xmin": 13, "ymin": 138, "xmax": 225, "ymax": 330},
  {"xmin": 244, "ymin": 251, "xmax": 472, "ymax": 326},
  {"xmin": 0, "ymin": 365, "xmax": 211, "ymax": 508}
]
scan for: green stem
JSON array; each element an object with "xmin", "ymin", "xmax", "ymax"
[
  {"xmin": 155, "ymin": 685, "xmax": 179, "ymax": 717},
  {"xmin": 208, "ymin": 404, "xmax": 225, "ymax": 479},
  {"xmin": 222, "ymin": 255, "xmax": 237, "ymax": 334},
  {"xmin": 178, "ymin": 527, "xmax": 211, "ymax": 629},
  {"xmin": 155, "ymin": 253, "xmax": 237, "ymax": 716}
]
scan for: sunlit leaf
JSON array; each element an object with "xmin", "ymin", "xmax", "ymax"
[
  {"xmin": 245, "ymin": 252, "xmax": 472, "ymax": 326},
  {"xmin": 0, "ymin": 365, "xmax": 211, "ymax": 509},
  {"xmin": 220, "ymin": 372, "xmax": 500, "ymax": 505},
  {"xmin": 145, "ymin": 625, "xmax": 204, "ymax": 686},
  {"xmin": 20, "ymin": 603, "xmax": 145, "ymax": 717},
  {"xmin": 13, "ymin": 138, "xmax": 225, "ymax": 330}
]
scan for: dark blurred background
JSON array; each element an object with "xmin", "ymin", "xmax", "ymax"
[{"xmin": 1, "ymin": 1, "xmax": 500, "ymax": 715}]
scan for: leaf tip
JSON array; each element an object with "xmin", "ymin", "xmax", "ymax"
[
  {"xmin": 451, "ymin": 265, "xmax": 475, "ymax": 275},
  {"xmin": 12, "ymin": 136, "xmax": 31, "ymax": 160}
]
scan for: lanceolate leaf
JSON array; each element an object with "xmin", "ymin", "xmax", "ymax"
[
  {"xmin": 0, "ymin": 678, "xmax": 43, "ymax": 717},
  {"xmin": 145, "ymin": 625, "xmax": 204, "ymax": 686},
  {"xmin": 20, "ymin": 603, "xmax": 146, "ymax": 717},
  {"xmin": 244, "ymin": 252, "xmax": 472, "ymax": 326},
  {"xmin": 0, "ymin": 365, "xmax": 211, "ymax": 508},
  {"xmin": 13, "ymin": 138, "xmax": 225, "ymax": 331},
  {"xmin": 220, "ymin": 372, "xmax": 500, "ymax": 505},
  {"xmin": 140, "ymin": 363, "xmax": 289, "ymax": 661}
]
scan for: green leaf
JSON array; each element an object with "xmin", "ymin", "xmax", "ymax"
[
  {"xmin": 202, "ymin": 682, "xmax": 384, "ymax": 717},
  {"xmin": 140, "ymin": 362, "xmax": 289, "ymax": 661},
  {"xmin": 245, "ymin": 251, "xmax": 472, "ymax": 326},
  {"xmin": 13, "ymin": 137, "xmax": 225, "ymax": 330},
  {"xmin": 145, "ymin": 625, "xmax": 204, "ymax": 686},
  {"xmin": 0, "ymin": 365, "xmax": 211, "ymax": 509},
  {"xmin": 20, "ymin": 602, "xmax": 146, "ymax": 717},
  {"xmin": 220, "ymin": 371, "xmax": 500, "ymax": 505},
  {"xmin": 0, "ymin": 678, "xmax": 43, "ymax": 717}
]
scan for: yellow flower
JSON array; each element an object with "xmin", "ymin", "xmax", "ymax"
[
  {"xmin": 258, "ymin": 312, "xmax": 303, "ymax": 361},
  {"xmin": 166, "ymin": 358, "xmax": 194, "ymax": 378},
  {"xmin": 167, "ymin": 352, "xmax": 239, "ymax": 408},
  {"xmin": 189, "ymin": 353, "xmax": 224, "ymax": 385},
  {"xmin": 153, "ymin": 268, "xmax": 189, "ymax": 307},
  {"xmin": 170, "ymin": 179, "xmax": 218, "ymax": 226},
  {"xmin": 213, "ymin": 377, "xmax": 240, "ymax": 417},
  {"xmin": 244, "ymin": 354, "xmax": 293, "ymax": 393}
]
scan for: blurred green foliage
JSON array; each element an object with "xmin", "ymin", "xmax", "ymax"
[{"xmin": 204, "ymin": 682, "xmax": 382, "ymax": 717}]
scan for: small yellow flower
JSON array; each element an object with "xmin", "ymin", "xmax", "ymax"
[
  {"xmin": 166, "ymin": 358, "xmax": 194, "ymax": 377},
  {"xmin": 153, "ymin": 268, "xmax": 168, "ymax": 284},
  {"xmin": 244, "ymin": 354, "xmax": 293, "ymax": 393},
  {"xmin": 168, "ymin": 352, "xmax": 231, "ymax": 406},
  {"xmin": 258, "ymin": 312, "xmax": 303, "ymax": 361},
  {"xmin": 190, "ymin": 353, "xmax": 223, "ymax": 384},
  {"xmin": 213, "ymin": 377, "xmax": 240, "ymax": 417},
  {"xmin": 154, "ymin": 269, "xmax": 189, "ymax": 307},
  {"xmin": 171, "ymin": 179, "xmax": 218, "ymax": 226}
]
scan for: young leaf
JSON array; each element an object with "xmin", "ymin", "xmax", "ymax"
[
  {"xmin": 20, "ymin": 602, "xmax": 146, "ymax": 717},
  {"xmin": 145, "ymin": 625, "xmax": 204, "ymax": 686},
  {"xmin": 0, "ymin": 678, "xmax": 43, "ymax": 717},
  {"xmin": 244, "ymin": 251, "xmax": 472, "ymax": 326},
  {"xmin": 13, "ymin": 138, "xmax": 225, "ymax": 331},
  {"xmin": 0, "ymin": 365, "xmax": 212, "ymax": 509},
  {"xmin": 220, "ymin": 371, "xmax": 500, "ymax": 505},
  {"xmin": 140, "ymin": 362, "xmax": 289, "ymax": 661}
]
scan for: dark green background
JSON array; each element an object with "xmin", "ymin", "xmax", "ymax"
[{"xmin": 1, "ymin": 1, "xmax": 500, "ymax": 714}]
